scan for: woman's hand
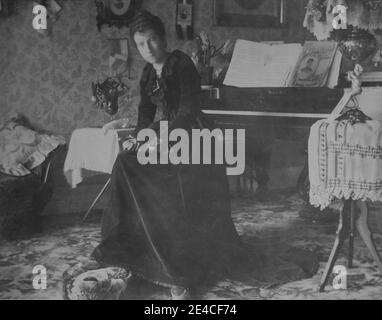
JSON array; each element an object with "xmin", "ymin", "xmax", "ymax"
[
  {"xmin": 102, "ymin": 118, "xmax": 129, "ymax": 135},
  {"xmin": 122, "ymin": 134, "xmax": 166, "ymax": 153},
  {"xmin": 122, "ymin": 136, "xmax": 140, "ymax": 152}
]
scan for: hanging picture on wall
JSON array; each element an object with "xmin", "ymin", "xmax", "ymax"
[
  {"xmin": 213, "ymin": 0, "xmax": 286, "ymax": 28},
  {"xmin": 109, "ymin": 38, "xmax": 129, "ymax": 77},
  {"xmin": 95, "ymin": 0, "xmax": 142, "ymax": 31}
]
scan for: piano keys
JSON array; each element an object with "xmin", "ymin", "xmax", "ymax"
[{"xmin": 201, "ymin": 86, "xmax": 345, "ymax": 140}]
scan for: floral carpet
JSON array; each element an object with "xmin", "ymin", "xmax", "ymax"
[{"xmin": 1, "ymin": 193, "xmax": 382, "ymax": 300}]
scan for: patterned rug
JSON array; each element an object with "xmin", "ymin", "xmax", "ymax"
[{"xmin": 1, "ymin": 193, "xmax": 382, "ymax": 300}]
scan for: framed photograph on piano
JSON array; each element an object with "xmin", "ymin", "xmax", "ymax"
[{"xmin": 213, "ymin": 0, "xmax": 286, "ymax": 28}]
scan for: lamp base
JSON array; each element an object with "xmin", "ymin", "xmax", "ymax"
[{"xmin": 337, "ymin": 26, "xmax": 377, "ymax": 63}]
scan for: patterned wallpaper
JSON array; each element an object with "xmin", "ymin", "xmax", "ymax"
[{"xmin": 0, "ymin": 0, "xmax": 311, "ymax": 138}]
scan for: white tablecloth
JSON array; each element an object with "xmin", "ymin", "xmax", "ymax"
[
  {"xmin": 308, "ymin": 86, "xmax": 382, "ymax": 209},
  {"xmin": 63, "ymin": 128, "xmax": 133, "ymax": 188},
  {"xmin": 309, "ymin": 119, "xmax": 382, "ymax": 210}
]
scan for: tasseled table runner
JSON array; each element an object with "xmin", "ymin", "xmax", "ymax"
[{"xmin": 309, "ymin": 119, "xmax": 382, "ymax": 210}]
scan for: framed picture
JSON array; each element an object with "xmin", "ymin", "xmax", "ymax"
[
  {"xmin": 95, "ymin": 0, "xmax": 142, "ymax": 31},
  {"xmin": 109, "ymin": 38, "xmax": 129, "ymax": 77},
  {"xmin": 213, "ymin": 0, "xmax": 286, "ymax": 28}
]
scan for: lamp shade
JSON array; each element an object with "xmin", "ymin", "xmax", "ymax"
[{"xmin": 304, "ymin": 0, "xmax": 382, "ymax": 41}]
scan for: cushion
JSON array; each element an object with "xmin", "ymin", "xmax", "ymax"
[
  {"xmin": 0, "ymin": 113, "xmax": 65, "ymax": 176},
  {"xmin": 63, "ymin": 263, "xmax": 131, "ymax": 300}
]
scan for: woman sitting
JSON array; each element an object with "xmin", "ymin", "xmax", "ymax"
[{"xmin": 92, "ymin": 10, "xmax": 246, "ymax": 299}]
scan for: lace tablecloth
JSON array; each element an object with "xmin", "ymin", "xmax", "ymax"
[
  {"xmin": 63, "ymin": 128, "xmax": 133, "ymax": 188},
  {"xmin": 309, "ymin": 119, "xmax": 382, "ymax": 209}
]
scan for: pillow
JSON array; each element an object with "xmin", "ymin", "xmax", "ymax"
[{"xmin": 0, "ymin": 113, "xmax": 66, "ymax": 176}]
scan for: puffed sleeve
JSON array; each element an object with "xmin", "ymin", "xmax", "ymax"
[
  {"xmin": 168, "ymin": 55, "xmax": 202, "ymax": 131},
  {"xmin": 134, "ymin": 66, "xmax": 157, "ymax": 136}
]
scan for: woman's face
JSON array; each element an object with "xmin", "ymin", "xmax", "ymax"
[{"xmin": 134, "ymin": 29, "xmax": 167, "ymax": 65}]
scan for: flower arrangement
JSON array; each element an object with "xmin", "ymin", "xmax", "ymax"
[
  {"xmin": 306, "ymin": 0, "xmax": 382, "ymax": 25},
  {"xmin": 306, "ymin": 0, "xmax": 329, "ymax": 23},
  {"xmin": 91, "ymin": 77, "xmax": 128, "ymax": 116},
  {"xmin": 191, "ymin": 31, "xmax": 234, "ymax": 85},
  {"xmin": 304, "ymin": 0, "xmax": 382, "ymax": 39}
]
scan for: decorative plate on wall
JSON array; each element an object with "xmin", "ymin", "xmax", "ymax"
[{"xmin": 95, "ymin": 0, "xmax": 142, "ymax": 31}]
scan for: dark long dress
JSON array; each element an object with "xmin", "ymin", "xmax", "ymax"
[{"xmin": 92, "ymin": 50, "xmax": 243, "ymax": 288}]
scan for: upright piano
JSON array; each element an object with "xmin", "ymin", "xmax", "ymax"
[
  {"xmin": 201, "ymin": 86, "xmax": 345, "ymax": 195},
  {"xmin": 201, "ymin": 86, "xmax": 344, "ymax": 141}
]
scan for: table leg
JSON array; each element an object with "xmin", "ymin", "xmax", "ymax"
[
  {"xmin": 356, "ymin": 201, "xmax": 382, "ymax": 275},
  {"xmin": 348, "ymin": 200, "xmax": 356, "ymax": 268},
  {"xmin": 319, "ymin": 200, "xmax": 349, "ymax": 292},
  {"xmin": 81, "ymin": 178, "xmax": 111, "ymax": 223}
]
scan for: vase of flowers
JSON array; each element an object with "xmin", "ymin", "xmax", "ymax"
[
  {"xmin": 91, "ymin": 77, "xmax": 128, "ymax": 118},
  {"xmin": 306, "ymin": 0, "xmax": 328, "ymax": 23},
  {"xmin": 192, "ymin": 31, "xmax": 234, "ymax": 86}
]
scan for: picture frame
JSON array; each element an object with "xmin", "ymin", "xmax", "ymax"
[
  {"xmin": 108, "ymin": 38, "xmax": 129, "ymax": 77},
  {"xmin": 95, "ymin": 0, "xmax": 142, "ymax": 31},
  {"xmin": 213, "ymin": 0, "xmax": 286, "ymax": 28}
]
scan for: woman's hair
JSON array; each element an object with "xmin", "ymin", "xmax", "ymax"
[{"xmin": 129, "ymin": 10, "xmax": 166, "ymax": 42}]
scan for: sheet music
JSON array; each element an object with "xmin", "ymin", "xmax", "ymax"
[
  {"xmin": 288, "ymin": 41, "xmax": 338, "ymax": 87},
  {"xmin": 268, "ymin": 44, "xmax": 304, "ymax": 87},
  {"xmin": 223, "ymin": 40, "xmax": 269, "ymax": 87},
  {"xmin": 223, "ymin": 40, "xmax": 302, "ymax": 87}
]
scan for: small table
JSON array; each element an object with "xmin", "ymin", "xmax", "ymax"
[
  {"xmin": 308, "ymin": 119, "xmax": 382, "ymax": 291},
  {"xmin": 64, "ymin": 127, "xmax": 134, "ymax": 221},
  {"xmin": 319, "ymin": 199, "xmax": 382, "ymax": 291}
]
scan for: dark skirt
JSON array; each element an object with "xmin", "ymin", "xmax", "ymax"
[{"xmin": 92, "ymin": 150, "xmax": 243, "ymax": 288}]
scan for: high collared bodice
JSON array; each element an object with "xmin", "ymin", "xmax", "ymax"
[{"xmin": 135, "ymin": 49, "xmax": 215, "ymax": 134}]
